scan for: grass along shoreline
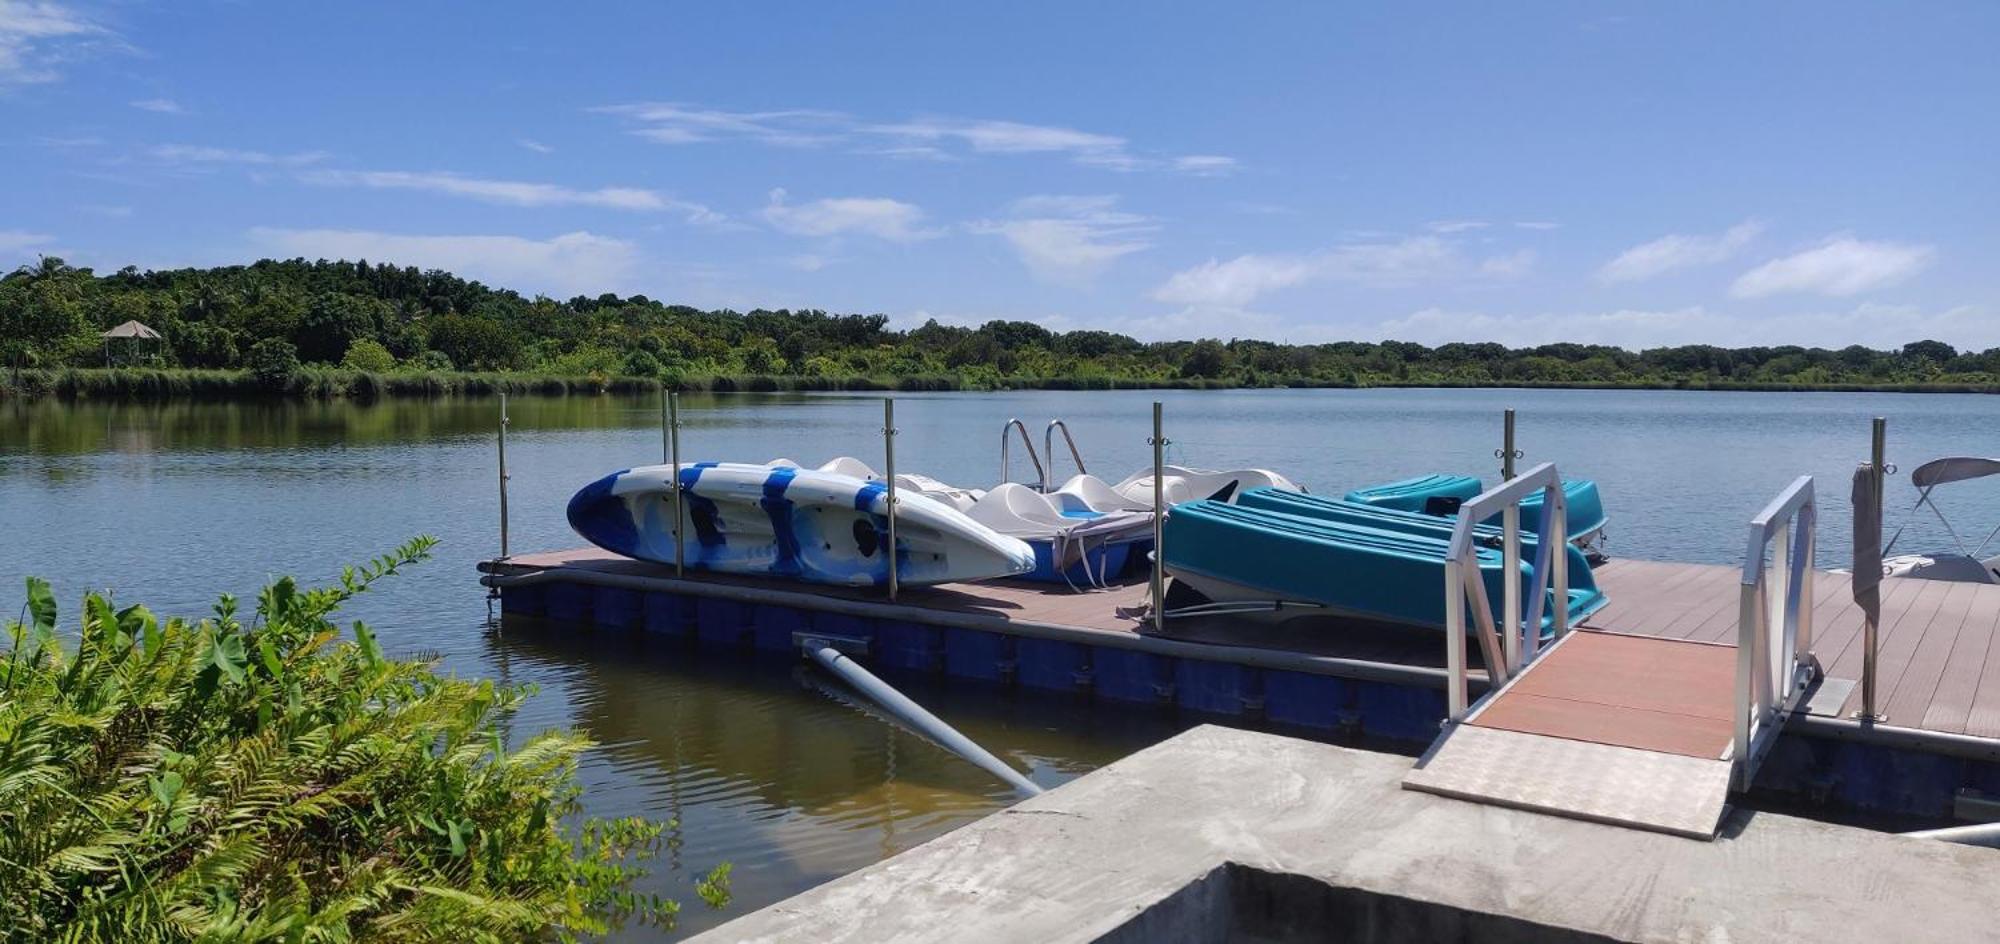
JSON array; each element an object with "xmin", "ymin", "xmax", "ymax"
[{"xmin": 3, "ymin": 366, "xmax": 1998, "ymax": 402}]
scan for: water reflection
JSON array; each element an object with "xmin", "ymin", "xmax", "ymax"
[{"xmin": 487, "ymin": 616, "xmax": 1193, "ymax": 938}]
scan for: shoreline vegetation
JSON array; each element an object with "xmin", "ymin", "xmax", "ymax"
[
  {"xmin": 6, "ymin": 257, "xmax": 1998, "ymax": 402},
  {"xmin": 0, "ymin": 538, "xmax": 728, "ymax": 940}
]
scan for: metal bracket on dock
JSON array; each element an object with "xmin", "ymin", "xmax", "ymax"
[{"xmin": 795, "ymin": 632, "xmax": 869, "ymax": 657}]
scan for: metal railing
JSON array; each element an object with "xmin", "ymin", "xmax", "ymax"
[
  {"xmin": 1044, "ymin": 419, "xmax": 1087, "ymax": 481},
  {"xmin": 1000, "ymin": 418, "xmax": 1046, "ymax": 491},
  {"xmin": 1444, "ymin": 462, "xmax": 1569, "ymax": 720},
  {"xmin": 1732, "ymin": 474, "xmax": 1819, "ymax": 789}
]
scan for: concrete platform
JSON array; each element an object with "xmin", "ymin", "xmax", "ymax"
[{"xmin": 694, "ymin": 726, "xmax": 2000, "ymax": 943}]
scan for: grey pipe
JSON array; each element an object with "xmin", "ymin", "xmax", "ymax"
[
  {"xmin": 1902, "ymin": 822, "xmax": 2000, "ymax": 847},
  {"xmin": 803, "ymin": 641, "xmax": 1043, "ymax": 797}
]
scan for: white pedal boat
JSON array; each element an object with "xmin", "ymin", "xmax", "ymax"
[
  {"xmin": 780, "ymin": 457, "xmax": 1300, "ymax": 586},
  {"xmin": 566, "ymin": 462, "xmax": 1035, "ymax": 587}
]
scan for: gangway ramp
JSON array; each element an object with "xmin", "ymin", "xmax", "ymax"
[{"xmin": 1403, "ymin": 467, "xmax": 1820, "ymax": 839}]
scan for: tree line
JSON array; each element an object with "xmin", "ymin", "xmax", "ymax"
[{"xmin": 4, "ymin": 255, "xmax": 1997, "ymax": 393}]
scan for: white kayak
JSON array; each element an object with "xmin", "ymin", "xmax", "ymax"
[{"xmin": 566, "ymin": 462, "xmax": 1036, "ymax": 586}]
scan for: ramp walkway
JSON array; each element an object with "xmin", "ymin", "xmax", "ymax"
[{"xmin": 1405, "ymin": 467, "xmax": 1820, "ymax": 839}]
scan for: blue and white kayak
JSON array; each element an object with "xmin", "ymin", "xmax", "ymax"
[{"xmin": 566, "ymin": 463, "xmax": 1036, "ymax": 587}]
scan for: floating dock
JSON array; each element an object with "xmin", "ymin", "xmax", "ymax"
[{"xmin": 481, "ymin": 545, "xmax": 2000, "ymax": 824}]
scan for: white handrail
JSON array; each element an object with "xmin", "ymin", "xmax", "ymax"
[
  {"xmin": 1444, "ymin": 462, "xmax": 1569, "ymax": 720},
  {"xmin": 1732, "ymin": 474, "xmax": 1819, "ymax": 790}
]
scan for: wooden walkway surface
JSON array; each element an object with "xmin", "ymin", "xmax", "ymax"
[{"xmin": 497, "ymin": 548, "xmax": 2000, "ymax": 741}]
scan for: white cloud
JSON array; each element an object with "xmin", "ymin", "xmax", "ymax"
[
  {"xmin": 0, "ymin": 1, "xmax": 106, "ymax": 85},
  {"xmin": 762, "ymin": 188, "xmax": 936, "ymax": 241},
  {"xmin": 1172, "ymin": 155, "xmax": 1238, "ymax": 176},
  {"xmin": 598, "ymin": 102, "xmax": 1229, "ymax": 174},
  {"xmin": 515, "ymin": 138, "xmax": 554, "ymax": 154},
  {"xmin": 1478, "ymin": 249, "xmax": 1537, "ymax": 278},
  {"xmin": 970, "ymin": 194, "xmax": 1153, "ymax": 285},
  {"xmin": 1153, "ymin": 236, "xmax": 1522, "ymax": 309},
  {"xmin": 1376, "ymin": 302, "xmax": 2000, "ymax": 351},
  {"xmin": 248, "ymin": 228, "xmax": 640, "ymax": 298},
  {"xmin": 1730, "ymin": 237, "xmax": 1934, "ymax": 298},
  {"xmin": 1514, "ymin": 221, "xmax": 1561, "ymax": 231},
  {"xmin": 1597, "ymin": 220, "xmax": 1763, "ymax": 283},
  {"xmin": 0, "ymin": 229, "xmax": 53, "ymax": 254},
  {"xmin": 303, "ymin": 169, "xmax": 720, "ymax": 222},
  {"xmin": 129, "ymin": 97, "xmax": 184, "ymax": 114},
  {"xmin": 151, "ymin": 144, "xmax": 328, "ymax": 166},
  {"xmin": 1427, "ymin": 219, "xmax": 1488, "ymax": 234},
  {"xmin": 786, "ymin": 253, "xmax": 831, "ymax": 272}
]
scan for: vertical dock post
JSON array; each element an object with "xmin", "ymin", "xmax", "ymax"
[
  {"xmin": 1860, "ymin": 416, "xmax": 1887, "ymax": 720},
  {"xmin": 884, "ymin": 397, "xmax": 900, "ymax": 602},
  {"xmin": 496, "ymin": 393, "xmax": 511, "ymax": 560},
  {"xmin": 1150, "ymin": 401, "xmax": 1168, "ymax": 634},
  {"xmin": 1500, "ymin": 409, "xmax": 1521, "ymax": 667},
  {"xmin": 668, "ymin": 390, "xmax": 684, "ymax": 578}
]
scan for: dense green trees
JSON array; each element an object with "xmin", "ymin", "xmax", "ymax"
[{"xmin": 3, "ymin": 256, "xmax": 1997, "ymax": 395}]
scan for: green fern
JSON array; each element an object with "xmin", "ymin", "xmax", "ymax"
[{"xmin": 1, "ymin": 537, "xmax": 715, "ymax": 942}]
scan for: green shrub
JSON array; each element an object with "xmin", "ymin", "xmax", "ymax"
[
  {"xmin": 0, "ymin": 538, "xmax": 723, "ymax": 941},
  {"xmin": 246, "ymin": 338, "xmax": 301, "ymax": 391},
  {"xmin": 340, "ymin": 339, "xmax": 397, "ymax": 373}
]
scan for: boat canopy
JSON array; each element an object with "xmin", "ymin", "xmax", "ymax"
[{"xmin": 1911, "ymin": 457, "xmax": 2000, "ymax": 489}]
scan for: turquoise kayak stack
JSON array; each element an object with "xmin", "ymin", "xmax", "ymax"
[
  {"xmin": 1163, "ymin": 489, "xmax": 1606, "ymax": 634},
  {"xmin": 1344, "ymin": 473, "xmax": 1607, "ymax": 543}
]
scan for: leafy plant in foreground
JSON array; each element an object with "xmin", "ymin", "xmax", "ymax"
[{"xmin": 0, "ymin": 537, "xmax": 727, "ymax": 942}]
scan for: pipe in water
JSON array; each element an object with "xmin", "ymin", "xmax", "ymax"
[{"xmin": 803, "ymin": 641, "xmax": 1042, "ymax": 797}]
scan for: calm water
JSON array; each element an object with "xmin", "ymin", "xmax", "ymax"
[{"xmin": 3, "ymin": 387, "xmax": 1998, "ymax": 937}]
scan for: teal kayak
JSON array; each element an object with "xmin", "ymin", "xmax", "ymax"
[
  {"xmin": 1237, "ymin": 488, "xmax": 1603, "ymax": 607},
  {"xmin": 1163, "ymin": 497, "xmax": 1607, "ymax": 633},
  {"xmin": 1344, "ymin": 474, "xmax": 1607, "ymax": 543}
]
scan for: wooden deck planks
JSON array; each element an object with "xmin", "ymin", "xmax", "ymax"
[{"xmin": 1922, "ymin": 586, "xmax": 2000, "ymax": 733}]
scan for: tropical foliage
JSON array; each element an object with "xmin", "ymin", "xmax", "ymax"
[
  {"xmin": 0, "ymin": 537, "xmax": 724, "ymax": 942},
  {"xmin": 4, "ymin": 255, "xmax": 1998, "ymax": 395}
]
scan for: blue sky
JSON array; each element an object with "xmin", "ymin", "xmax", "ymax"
[{"xmin": 4, "ymin": 1, "xmax": 1996, "ymax": 349}]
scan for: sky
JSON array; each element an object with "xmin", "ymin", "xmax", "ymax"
[{"xmin": 3, "ymin": 1, "xmax": 1997, "ymax": 350}]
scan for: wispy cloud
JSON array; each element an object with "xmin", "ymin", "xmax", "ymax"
[
  {"xmin": 1377, "ymin": 302, "xmax": 1998, "ymax": 350},
  {"xmin": 1513, "ymin": 221, "xmax": 1561, "ymax": 231},
  {"xmin": 597, "ymin": 102, "xmax": 1231, "ymax": 175},
  {"xmin": 0, "ymin": 229, "xmax": 53, "ymax": 253},
  {"xmin": 249, "ymin": 227, "xmax": 641, "ymax": 298},
  {"xmin": 129, "ymin": 97, "xmax": 184, "ymax": 114},
  {"xmin": 762, "ymin": 188, "xmax": 937, "ymax": 241},
  {"xmin": 151, "ymin": 144, "xmax": 329, "ymax": 166},
  {"xmin": 515, "ymin": 138, "xmax": 554, "ymax": 154},
  {"xmin": 303, "ymin": 169, "xmax": 721, "ymax": 222},
  {"xmin": 0, "ymin": 0, "xmax": 109, "ymax": 86},
  {"xmin": 1427, "ymin": 219, "xmax": 1488, "ymax": 234},
  {"xmin": 970, "ymin": 194, "xmax": 1153, "ymax": 285},
  {"xmin": 1153, "ymin": 235, "xmax": 1527, "ymax": 310},
  {"xmin": 1730, "ymin": 237, "xmax": 1933, "ymax": 298},
  {"xmin": 1596, "ymin": 220, "xmax": 1762, "ymax": 283}
]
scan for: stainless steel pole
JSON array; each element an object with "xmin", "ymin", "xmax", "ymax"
[
  {"xmin": 1501, "ymin": 408, "xmax": 1517, "ymax": 479},
  {"xmin": 1862, "ymin": 416, "xmax": 1886, "ymax": 719},
  {"xmin": 1150, "ymin": 402, "xmax": 1167, "ymax": 634},
  {"xmin": 670, "ymin": 391, "xmax": 684, "ymax": 578},
  {"xmin": 497, "ymin": 393, "xmax": 511, "ymax": 560},
  {"xmin": 884, "ymin": 397, "xmax": 899, "ymax": 602}
]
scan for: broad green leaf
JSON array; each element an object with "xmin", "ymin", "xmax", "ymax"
[{"xmin": 25, "ymin": 576, "xmax": 55, "ymax": 636}]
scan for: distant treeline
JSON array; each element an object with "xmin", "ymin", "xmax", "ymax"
[{"xmin": 4, "ymin": 256, "xmax": 1997, "ymax": 399}]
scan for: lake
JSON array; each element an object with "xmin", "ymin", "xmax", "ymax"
[{"xmin": 3, "ymin": 386, "xmax": 1997, "ymax": 938}]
